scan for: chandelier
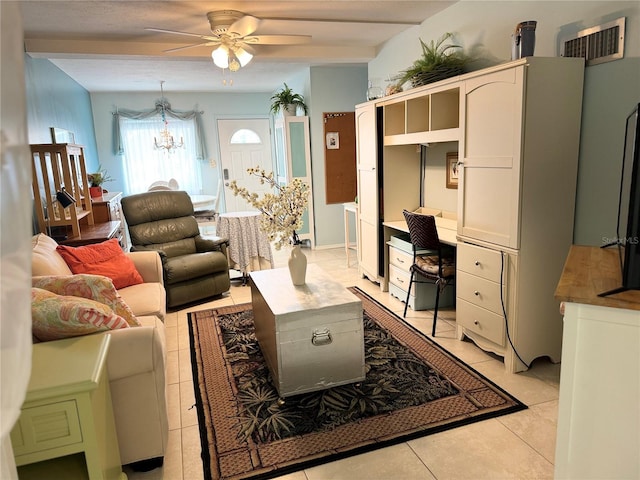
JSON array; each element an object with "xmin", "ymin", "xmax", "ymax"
[{"xmin": 154, "ymin": 81, "xmax": 184, "ymax": 152}]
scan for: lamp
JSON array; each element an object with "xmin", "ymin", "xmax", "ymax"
[
  {"xmin": 56, "ymin": 187, "xmax": 76, "ymax": 209},
  {"xmin": 46, "ymin": 187, "xmax": 76, "ymax": 241},
  {"xmin": 153, "ymin": 81, "xmax": 184, "ymax": 153}
]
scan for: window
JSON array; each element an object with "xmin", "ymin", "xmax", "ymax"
[
  {"xmin": 230, "ymin": 128, "xmax": 262, "ymax": 144},
  {"xmin": 119, "ymin": 116, "xmax": 202, "ymax": 194}
]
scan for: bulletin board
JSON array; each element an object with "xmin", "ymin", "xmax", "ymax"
[{"xmin": 323, "ymin": 112, "xmax": 357, "ymax": 204}]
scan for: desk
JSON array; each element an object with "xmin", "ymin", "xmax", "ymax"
[
  {"xmin": 216, "ymin": 212, "xmax": 274, "ymax": 282},
  {"xmin": 383, "ymin": 217, "xmax": 457, "ymax": 246},
  {"xmin": 59, "ymin": 221, "xmax": 122, "ymax": 248},
  {"xmin": 381, "ymin": 217, "xmax": 458, "ymax": 292},
  {"xmin": 343, "ymin": 202, "xmax": 358, "ymax": 267}
]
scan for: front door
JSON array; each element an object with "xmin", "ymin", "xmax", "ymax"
[{"xmin": 217, "ymin": 118, "xmax": 273, "ymax": 213}]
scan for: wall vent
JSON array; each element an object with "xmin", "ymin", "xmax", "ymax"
[{"xmin": 561, "ymin": 17, "xmax": 625, "ymax": 66}]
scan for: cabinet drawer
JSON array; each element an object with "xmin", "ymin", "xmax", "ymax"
[
  {"xmin": 11, "ymin": 400, "xmax": 82, "ymax": 457},
  {"xmin": 457, "ymin": 298, "xmax": 505, "ymax": 346},
  {"xmin": 389, "ymin": 264, "xmax": 412, "ymax": 292},
  {"xmin": 457, "ymin": 271, "xmax": 505, "ymax": 315},
  {"xmin": 389, "ymin": 246, "xmax": 412, "ymax": 272},
  {"xmin": 457, "ymin": 242, "xmax": 504, "ymax": 282}
]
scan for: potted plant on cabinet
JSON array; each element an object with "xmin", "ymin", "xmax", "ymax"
[
  {"xmin": 393, "ymin": 32, "xmax": 470, "ymax": 89},
  {"xmin": 87, "ymin": 165, "xmax": 113, "ymax": 198},
  {"xmin": 270, "ymin": 83, "xmax": 308, "ymax": 116}
]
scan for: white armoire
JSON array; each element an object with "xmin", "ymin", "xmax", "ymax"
[{"xmin": 355, "ymin": 57, "xmax": 585, "ymax": 372}]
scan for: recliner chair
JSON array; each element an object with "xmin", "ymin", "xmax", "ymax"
[{"xmin": 121, "ymin": 190, "xmax": 231, "ymax": 308}]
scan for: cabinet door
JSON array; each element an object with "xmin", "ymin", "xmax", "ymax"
[
  {"xmin": 356, "ymin": 103, "xmax": 379, "ymax": 281},
  {"xmin": 274, "ymin": 117, "xmax": 314, "ymax": 247},
  {"xmin": 459, "ymin": 66, "xmax": 524, "ymax": 249},
  {"xmin": 287, "ymin": 117, "xmax": 314, "ymax": 245}
]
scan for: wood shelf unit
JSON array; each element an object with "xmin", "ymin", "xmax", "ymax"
[
  {"xmin": 31, "ymin": 143, "xmax": 94, "ymax": 238},
  {"xmin": 382, "ymin": 85, "xmax": 461, "ymax": 146}
]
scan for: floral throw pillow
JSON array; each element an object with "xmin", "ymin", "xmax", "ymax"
[
  {"xmin": 32, "ymin": 274, "xmax": 140, "ymax": 327},
  {"xmin": 56, "ymin": 239, "xmax": 143, "ymax": 289},
  {"xmin": 31, "ymin": 288, "xmax": 130, "ymax": 342}
]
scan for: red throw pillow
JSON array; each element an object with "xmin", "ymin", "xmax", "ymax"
[{"xmin": 56, "ymin": 239, "xmax": 143, "ymax": 289}]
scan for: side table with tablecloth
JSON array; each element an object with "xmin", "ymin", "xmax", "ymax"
[{"xmin": 216, "ymin": 211, "xmax": 274, "ymax": 281}]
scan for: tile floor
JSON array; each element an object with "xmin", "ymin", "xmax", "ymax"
[{"xmin": 125, "ymin": 245, "xmax": 560, "ymax": 480}]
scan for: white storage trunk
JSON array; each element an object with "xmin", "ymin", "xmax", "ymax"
[{"xmin": 249, "ymin": 265, "xmax": 365, "ymax": 398}]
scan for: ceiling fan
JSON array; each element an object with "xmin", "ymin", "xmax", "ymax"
[{"xmin": 146, "ymin": 10, "xmax": 312, "ymax": 71}]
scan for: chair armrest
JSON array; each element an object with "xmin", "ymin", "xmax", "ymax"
[
  {"xmin": 126, "ymin": 250, "xmax": 164, "ymax": 284},
  {"xmin": 195, "ymin": 235, "xmax": 229, "ymax": 257},
  {"xmin": 105, "ymin": 326, "xmax": 165, "ymax": 381}
]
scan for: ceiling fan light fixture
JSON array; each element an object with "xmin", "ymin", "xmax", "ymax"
[
  {"xmin": 212, "ymin": 45, "xmax": 229, "ymax": 69},
  {"xmin": 228, "ymin": 51, "xmax": 241, "ymax": 72},
  {"xmin": 234, "ymin": 46, "xmax": 253, "ymax": 67}
]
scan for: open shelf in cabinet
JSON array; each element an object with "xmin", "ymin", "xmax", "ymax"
[{"xmin": 383, "ymin": 86, "xmax": 461, "ymax": 145}]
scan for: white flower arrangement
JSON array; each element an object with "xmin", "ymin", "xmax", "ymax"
[{"xmin": 229, "ymin": 167, "xmax": 310, "ymax": 250}]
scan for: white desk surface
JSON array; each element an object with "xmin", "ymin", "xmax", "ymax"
[{"xmin": 383, "ymin": 216, "xmax": 458, "ymax": 246}]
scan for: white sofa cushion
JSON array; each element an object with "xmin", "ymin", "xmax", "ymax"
[
  {"xmin": 119, "ymin": 283, "xmax": 166, "ymax": 322},
  {"xmin": 32, "ymin": 233, "xmax": 73, "ymax": 276}
]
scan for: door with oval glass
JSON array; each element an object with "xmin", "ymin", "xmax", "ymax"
[{"xmin": 217, "ymin": 118, "xmax": 273, "ymax": 213}]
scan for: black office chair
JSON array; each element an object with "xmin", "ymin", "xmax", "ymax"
[{"xmin": 402, "ymin": 209, "xmax": 456, "ymax": 336}]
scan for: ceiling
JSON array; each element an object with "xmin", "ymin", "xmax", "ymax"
[{"xmin": 20, "ymin": 1, "xmax": 455, "ymax": 93}]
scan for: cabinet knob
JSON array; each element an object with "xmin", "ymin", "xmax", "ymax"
[
  {"xmin": 474, "ymin": 290, "xmax": 479, "ymax": 296},
  {"xmin": 397, "ymin": 257, "xmax": 404, "ymax": 263},
  {"xmin": 475, "ymin": 260, "xmax": 480, "ymax": 266},
  {"xmin": 474, "ymin": 320, "xmax": 479, "ymax": 326}
]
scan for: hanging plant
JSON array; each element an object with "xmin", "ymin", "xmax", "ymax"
[{"xmin": 393, "ymin": 33, "xmax": 470, "ymax": 89}]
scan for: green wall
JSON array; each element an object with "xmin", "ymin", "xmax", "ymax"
[
  {"xmin": 308, "ymin": 65, "xmax": 368, "ymax": 247},
  {"xmin": 24, "ymin": 56, "xmax": 99, "ymax": 170}
]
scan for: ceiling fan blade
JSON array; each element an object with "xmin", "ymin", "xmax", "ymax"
[
  {"xmin": 227, "ymin": 15, "xmax": 260, "ymax": 37},
  {"xmin": 163, "ymin": 41, "xmax": 220, "ymax": 53},
  {"xmin": 245, "ymin": 34, "xmax": 312, "ymax": 45},
  {"xmin": 145, "ymin": 27, "xmax": 220, "ymax": 43}
]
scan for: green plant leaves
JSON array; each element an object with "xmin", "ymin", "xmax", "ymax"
[
  {"xmin": 270, "ymin": 82, "xmax": 308, "ymax": 114},
  {"xmin": 394, "ymin": 32, "xmax": 470, "ymax": 88}
]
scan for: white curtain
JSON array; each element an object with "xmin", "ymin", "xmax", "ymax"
[
  {"xmin": 119, "ymin": 115, "xmax": 203, "ymax": 194},
  {"xmin": 1, "ymin": 3, "xmax": 33, "ymax": 478}
]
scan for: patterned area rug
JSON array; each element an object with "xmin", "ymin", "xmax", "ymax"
[{"xmin": 188, "ymin": 287, "xmax": 526, "ymax": 480}]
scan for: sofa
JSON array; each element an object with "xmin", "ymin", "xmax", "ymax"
[{"xmin": 30, "ymin": 233, "xmax": 169, "ymax": 468}]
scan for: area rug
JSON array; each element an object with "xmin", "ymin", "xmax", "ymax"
[{"xmin": 188, "ymin": 287, "xmax": 526, "ymax": 480}]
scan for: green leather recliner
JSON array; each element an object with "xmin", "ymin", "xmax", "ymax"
[{"xmin": 121, "ymin": 190, "xmax": 230, "ymax": 308}]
